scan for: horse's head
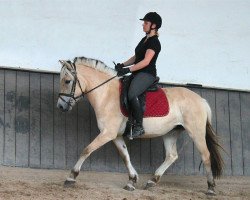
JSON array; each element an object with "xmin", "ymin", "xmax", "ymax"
[{"xmin": 57, "ymin": 60, "xmax": 84, "ymax": 112}]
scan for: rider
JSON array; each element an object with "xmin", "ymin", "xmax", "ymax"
[{"xmin": 116, "ymin": 12, "xmax": 162, "ymax": 138}]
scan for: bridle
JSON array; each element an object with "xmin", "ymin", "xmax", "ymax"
[{"xmin": 58, "ymin": 61, "xmax": 117, "ymax": 106}]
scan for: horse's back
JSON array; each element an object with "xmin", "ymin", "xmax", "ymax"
[
  {"xmin": 161, "ymin": 86, "xmax": 208, "ymax": 116},
  {"xmin": 162, "ymin": 86, "xmax": 203, "ymax": 102}
]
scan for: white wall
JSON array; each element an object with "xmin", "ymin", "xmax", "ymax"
[{"xmin": 0, "ymin": 0, "xmax": 249, "ymax": 90}]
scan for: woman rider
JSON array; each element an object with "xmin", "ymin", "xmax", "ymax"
[{"xmin": 116, "ymin": 12, "xmax": 162, "ymax": 138}]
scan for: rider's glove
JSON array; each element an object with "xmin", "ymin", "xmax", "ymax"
[
  {"xmin": 115, "ymin": 63, "xmax": 124, "ymax": 71},
  {"xmin": 117, "ymin": 67, "xmax": 130, "ymax": 77}
]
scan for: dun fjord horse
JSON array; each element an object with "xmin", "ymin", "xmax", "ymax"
[{"xmin": 57, "ymin": 57, "xmax": 224, "ymax": 195}]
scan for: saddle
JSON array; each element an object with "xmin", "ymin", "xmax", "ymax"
[{"xmin": 120, "ymin": 76, "xmax": 169, "ymax": 118}]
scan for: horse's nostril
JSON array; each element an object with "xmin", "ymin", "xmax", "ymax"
[{"xmin": 58, "ymin": 104, "xmax": 64, "ymax": 111}]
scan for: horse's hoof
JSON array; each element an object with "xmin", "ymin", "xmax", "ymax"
[
  {"xmin": 206, "ymin": 189, "xmax": 216, "ymax": 196},
  {"xmin": 144, "ymin": 180, "xmax": 156, "ymax": 190},
  {"xmin": 64, "ymin": 178, "xmax": 76, "ymax": 187},
  {"xmin": 123, "ymin": 183, "xmax": 135, "ymax": 191}
]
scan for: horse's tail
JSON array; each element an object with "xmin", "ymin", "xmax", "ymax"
[{"xmin": 204, "ymin": 99, "xmax": 224, "ymax": 179}]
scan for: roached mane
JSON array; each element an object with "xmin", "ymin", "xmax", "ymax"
[{"xmin": 74, "ymin": 56, "xmax": 117, "ymax": 76}]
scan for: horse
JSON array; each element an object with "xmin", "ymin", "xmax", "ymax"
[{"xmin": 57, "ymin": 56, "xmax": 224, "ymax": 195}]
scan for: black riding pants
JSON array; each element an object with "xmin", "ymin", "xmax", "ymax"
[{"xmin": 128, "ymin": 72, "xmax": 156, "ymax": 101}]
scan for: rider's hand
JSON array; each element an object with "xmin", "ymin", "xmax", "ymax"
[
  {"xmin": 115, "ymin": 63, "xmax": 124, "ymax": 71},
  {"xmin": 117, "ymin": 67, "xmax": 130, "ymax": 77}
]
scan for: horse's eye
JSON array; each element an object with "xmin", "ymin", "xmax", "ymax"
[{"xmin": 65, "ymin": 80, "xmax": 71, "ymax": 84}]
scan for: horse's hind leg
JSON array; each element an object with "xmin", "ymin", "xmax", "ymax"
[
  {"xmin": 193, "ymin": 136, "xmax": 216, "ymax": 195},
  {"xmin": 113, "ymin": 137, "xmax": 138, "ymax": 191},
  {"xmin": 185, "ymin": 124, "xmax": 216, "ymax": 195},
  {"xmin": 145, "ymin": 129, "xmax": 181, "ymax": 189}
]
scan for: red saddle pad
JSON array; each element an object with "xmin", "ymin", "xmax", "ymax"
[{"xmin": 120, "ymin": 86, "xmax": 170, "ymax": 118}]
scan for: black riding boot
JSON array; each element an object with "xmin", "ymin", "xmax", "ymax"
[{"xmin": 130, "ymin": 97, "xmax": 145, "ymax": 138}]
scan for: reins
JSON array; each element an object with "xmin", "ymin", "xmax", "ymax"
[{"xmin": 84, "ymin": 75, "xmax": 117, "ymax": 95}]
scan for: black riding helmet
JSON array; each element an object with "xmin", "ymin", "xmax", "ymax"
[{"xmin": 140, "ymin": 12, "xmax": 162, "ymax": 29}]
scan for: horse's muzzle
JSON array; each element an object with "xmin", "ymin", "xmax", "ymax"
[
  {"xmin": 57, "ymin": 103, "xmax": 68, "ymax": 112},
  {"xmin": 57, "ymin": 102, "xmax": 69, "ymax": 112},
  {"xmin": 57, "ymin": 96, "xmax": 72, "ymax": 112}
]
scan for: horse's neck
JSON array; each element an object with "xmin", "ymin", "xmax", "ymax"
[{"xmin": 78, "ymin": 66, "xmax": 119, "ymax": 111}]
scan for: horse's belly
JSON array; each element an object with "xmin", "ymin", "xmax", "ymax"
[{"xmin": 142, "ymin": 114, "xmax": 180, "ymax": 138}]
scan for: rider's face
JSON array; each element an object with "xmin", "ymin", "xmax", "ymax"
[{"xmin": 142, "ymin": 20, "xmax": 151, "ymax": 33}]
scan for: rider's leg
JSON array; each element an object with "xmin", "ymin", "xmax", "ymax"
[{"xmin": 128, "ymin": 72, "xmax": 155, "ymax": 138}]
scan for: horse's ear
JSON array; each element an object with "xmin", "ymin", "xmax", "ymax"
[
  {"xmin": 59, "ymin": 60, "xmax": 65, "ymax": 65},
  {"xmin": 59, "ymin": 60, "xmax": 72, "ymax": 69}
]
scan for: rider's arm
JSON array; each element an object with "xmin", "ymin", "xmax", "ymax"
[
  {"xmin": 129, "ymin": 49, "xmax": 155, "ymax": 72},
  {"xmin": 123, "ymin": 55, "xmax": 136, "ymax": 67}
]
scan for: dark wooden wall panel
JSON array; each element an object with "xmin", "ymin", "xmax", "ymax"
[
  {"xmin": 140, "ymin": 139, "xmax": 151, "ymax": 173},
  {"xmin": 216, "ymin": 91, "xmax": 232, "ymax": 175},
  {"xmin": 0, "ymin": 68, "xmax": 249, "ymax": 177},
  {"xmin": 53, "ymin": 75, "xmax": 66, "ymax": 169},
  {"xmin": 0, "ymin": 70, "xmax": 4, "ymax": 165},
  {"xmin": 241, "ymin": 93, "xmax": 250, "ymax": 175},
  {"xmin": 15, "ymin": 71, "xmax": 30, "ymax": 167},
  {"xmin": 229, "ymin": 92, "xmax": 243, "ymax": 175},
  {"xmin": 40, "ymin": 74, "xmax": 54, "ymax": 168},
  {"xmin": 4, "ymin": 70, "xmax": 16, "ymax": 166},
  {"xmin": 29, "ymin": 73, "xmax": 41, "ymax": 168}
]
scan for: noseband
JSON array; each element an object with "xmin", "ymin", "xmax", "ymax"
[{"xmin": 58, "ymin": 61, "xmax": 117, "ymax": 106}]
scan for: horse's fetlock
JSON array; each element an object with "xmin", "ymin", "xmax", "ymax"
[
  {"xmin": 71, "ymin": 169, "xmax": 79, "ymax": 179},
  {"xmin": 207, "ymin": 180, "xmax": 216, "ymax": 189},
  {"xmin": 129, "ymin": 174, "xmax": 138, "ymax": 183},
  {"xmin": 152, "ymin": 175, "xmax": 161, "ymax": 183}
]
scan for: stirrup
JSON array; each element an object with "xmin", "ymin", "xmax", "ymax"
[{"xmin": 128, "ymin": 129, "xmax": 134, "ymax": 140}]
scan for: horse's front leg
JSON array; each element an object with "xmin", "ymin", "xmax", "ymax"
[
  {"xmin": 65, "ymin": 130, "xmax": 115, "ymax": 186},
  {"xmin": 113, "ymin": 137, "xmax": 138, "ymax": 191}
]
